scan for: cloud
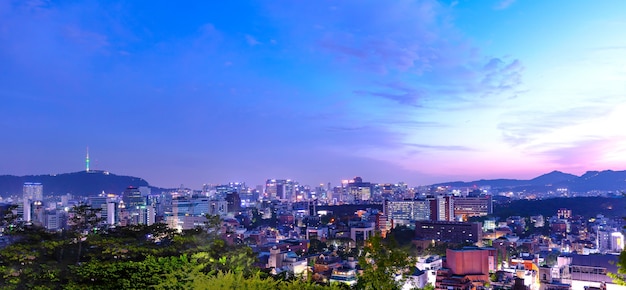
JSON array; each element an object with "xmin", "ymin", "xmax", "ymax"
[
  {"xmin": 498, "ymin": 106, "xmax": 612, "ymax": 146},
  {"xmin": 266, "ymin": 0, "xmax": 450, "ymax": 74},
  {"xmin": 267, "ymin": 1, "xmax": 525, "ymax": 108},
  {"xmin": 353, "ymin": 82, "xmax": 425, "ymax": 107},
  {"xmin": 325, "ymin": 126, "xmax": 369, "ymax": 132},
  {"xmin": 479, "ymin": 58, "xmax": 524, "ymax": 97},
  {"xmin": 404, "ymin": 143, "xmax": 476, "ymax": 151},
  {"xmin": 245, "ymin": 34, "xmax": 261, "ymax": 46},
  {"xmin": 494, "ymin": 0, "xmax": 516, "ymax": 10},
  {"xmin": 62, "ymin": 25, "xmax": 109, "ymax": 51},
  {"xmin": 377, "ymin": 119, "xmax": 445, "ymax": 128},
  {"xmin": 531, "ymin": 139, "xmax": 610, "ymax": 172}
]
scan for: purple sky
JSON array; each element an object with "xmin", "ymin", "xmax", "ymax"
[{"xmin": 1, "ymin": 0, "xmax": 625, "ymax": 188}]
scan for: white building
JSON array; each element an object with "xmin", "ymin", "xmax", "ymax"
[
  {"xmin": 400, "ymin": 269, "xmax": 428, "ymax": 290},
  {"xmin": 416, "ymin": 255, "xmax": 442, "ymax": 286},
  {"xmin": 611, "ymin": 232, "xmax": 625, "ymax": 252}
]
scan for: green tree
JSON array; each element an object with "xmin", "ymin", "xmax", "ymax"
[
  {"xmin": 611, "ymin": 243, "xmax": 626, "ymax": 285},
  {"xmin": 419, "ymin": 284, "xmax": 435, "ymax": 290},
  {"xmin": 66, "ymin": 255, "xmax": 201, "ymax": 289},
  {"xmin": 356, "ymin": 235, "xmax": 414, "ymax": 290},
  {"xmin": 0, "ymin": 204, "xmax": 20, "ymax": 233},
  {"xmin": 68, "ymin": 204, "xmax": 103, "ymax": 263},
  {"xmin": 0, "ymin": 225, "xmax": 66, "ymax": 289},
  {"xmin": 308, "ymin": 239, "xmax": 328, "ymax": 255}
]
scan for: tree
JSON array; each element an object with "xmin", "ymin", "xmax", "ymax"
[
  {"xmin": 68, "ymin": 204, "xmax": 103, "ymax": 263},
  {"xmin": 424, "ymin": 242, "xmax": 449, "ymax": 256},
  {"xmin": 356, "ymin": 235, "xmax": 414, "ymax": 290},
  {"xmin": 308, "ymin": 239, "xmax": 328, "ymax": 255},
  {"xmin": 389, "ymin": 225, "xmax": 416, "ymax": 247},
  {"xmin": 611, "ymin": 248, "xmax": 626, "ymax": 285},
  {"xmin": 0, "ymin": 204, "xmax": 19, "ymax": 233},
  {"xmin": 0, "ymin": 225, "xmax": 66, "ymax": 289}
]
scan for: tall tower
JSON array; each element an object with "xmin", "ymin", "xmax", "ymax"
[{"xmin": 86, "ymin": 147, "xmax": 90, "ymax": 172}]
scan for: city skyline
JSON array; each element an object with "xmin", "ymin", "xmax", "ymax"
[{"xmin": 1, "ymin": 1, "xmax": 625, "ymax": 188}]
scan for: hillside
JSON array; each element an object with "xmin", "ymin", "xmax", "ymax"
[
  {"xmin": 494, "ymin": 196, "xmax": 626, "ymax": 218},
  {"xmin": 0, "ymin": 171, "xmax": 153, "ymax": 197},
  {"xmin": 432, "ymin": 170, "xmax": 626, "ymax": 193}
]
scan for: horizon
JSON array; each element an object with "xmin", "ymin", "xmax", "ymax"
[
  {"xmin": 2, "ymin": 167, "xmax": 623, "ymax": 189},
  {"xmin": 2, "ymin": 1, "xmax": 625, "ymax": 189}
]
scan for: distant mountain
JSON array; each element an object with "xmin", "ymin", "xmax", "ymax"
[
  {"xmin": 432, "ymin": 170, "xmax": 626, "ymax": 193},
  {"xmin": 0, "ymin": 171, "xmax": 161, "ymax": 197},
  {"xmin": 529, "ymin": 170, "xmax": 577, "ymax": 186},
  {"xmin": 569, "ymin": 170, "xmax": 626, "ymax": 192}
]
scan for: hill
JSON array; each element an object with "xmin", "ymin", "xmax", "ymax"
[
  {"xmin": 0, "ymin": 171, "xmax": 157, "ymax": 197},
  {"xmin": 432, "ymin": 170, "xmax": 626, "ymax": 193},
  {"xmin": 494, "ymin": 196, "xmax": 626, "ymax": 218}
]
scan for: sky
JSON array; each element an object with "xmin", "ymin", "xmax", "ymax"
[{"xmin": 1, "ymin": 0, "xmax": 625, "ymax": 188}]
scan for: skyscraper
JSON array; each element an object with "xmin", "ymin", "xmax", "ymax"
[
  {"xmin": 347, "ymin": 177, "xmax": 373, "ymax": 202},
  {"xmin": 23, "ymin": 182, "xmax": 43, "ymax": 201},
  {"xmin": 428, "ymin": 195, "xmax": 454, "ymax": 221},
  {"xmin": 265, "ymin": 179, "xmax": 297, "ymax": 201}
]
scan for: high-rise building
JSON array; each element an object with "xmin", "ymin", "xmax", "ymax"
[
  {"xmin": 347, "ymin": 177, "xmax": 373, "ymax": 202},
  {"xmin": 106, "ymin": 201, "xmax": 117, "ymax": 225},
  {"xmin": 428, "ymin": 196, "xmax": 454, "ymax": 221},
  {"xmin": 23, "ymin": 199, "xmax": 31, "ymax": 222},
  {"xmin": 453, "ymin": 195, "xmax": 492, "ymax": 219},
  {"xmin": 265, "ymin": 179, "xmax": 285, "ymax": 200},
  {"xmin": 123, "ymin": 186, "xmax": 146, "ymax": 209},
  {"xmin": 122, "ymin": 186, "xmax": 148, "ymax": 225},
  {"xmin": 225, "ymin": 192, "xmax": 241, "ymax": 213},
  {"xmin": 23, "ymin": 182, "xmax": 43, "ymax": 201},
  {"xmin": 265, "ymin": 179, "xmax": 298, "ymax": 201},
  {"xmin": 386, "ymin": 199, "xmax": 430, "ymax": 226}
]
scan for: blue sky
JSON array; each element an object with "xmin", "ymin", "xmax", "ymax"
[{"xmin": 1, "ymin": 0, "xmax": 625, "ymax": 188}]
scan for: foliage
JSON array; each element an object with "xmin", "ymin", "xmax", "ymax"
[
  {"xmin": 610, "ymin": 249, "xmax": 626, "ymax": 285},
  {"xmin": 0, "ymin": 205, "xmax": 422, "ymax": 289},
  {"xmin": 0, "ymin": 204, "xmax": 19, "ymax": 233},
  {"xmin": 308, "ymin": 239, "xmax": 328, "ymax": 255},
  {"xmin": 0, "ymin": 207, "xmax": 258, "ymax": 289},
  {"xmin": 180, "ymin": 271, "xmax": 347, "ymax": 290},
  {"xmin": 423, "ymin": 242, "xmax": 450, "ymax": 256},
  {"xmin": 388, "ymin": 225, "xmax": 416, "ymax": 247},
  {"xmin": 356, "ymin": 235, "xmax": 414, "ymax": 290}
]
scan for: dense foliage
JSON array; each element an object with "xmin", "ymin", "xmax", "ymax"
[
  {"xmin": 0, "ymin": 207, "xmax": 259, "ymax": 289},
  {"xmin": 0, "ymin": 205, "xmax": 431, "ymax": 289}
]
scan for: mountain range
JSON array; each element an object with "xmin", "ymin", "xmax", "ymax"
[
  {"xmin": 432, "ymin": 170, "xmax": 626, "ymax": 192},
  {"xmin": 1, "ymin": 169, "xmax": 626, "ymax": 198}
]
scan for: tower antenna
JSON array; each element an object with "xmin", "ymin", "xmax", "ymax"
[{"xmin": 86, "ymin": 147, "xmax": 90, "ymax": 172}]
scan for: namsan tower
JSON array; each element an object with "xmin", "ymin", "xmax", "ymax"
[{"xmin": 86, "ymin": 147, "xmax": 90, "ymax": 172}]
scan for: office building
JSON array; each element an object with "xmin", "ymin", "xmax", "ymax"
[
  {"xmin": 428, "ymin": 196, "xmax": 454, "ymax": 221},
  {"xmin": 225, "ymin": 192, "xmax": 241, "ymax": 213},
  {"xmin": 453, "ymin": 195, "xmax": 492, "ymax": 219},
  {"xmin": 386, "ymin": 200, "xmax": 430, "ymax": 226},
  {"xmin": 23, "ymin": 182, "xmax": 43, "ymax": 201},
  {"xmin": 347, "ymin": 177, "xmax": 373, "ymax": 202},
  {"xmin": 415, "ymin": 220, "xmax": 482, "ymax": 244}
]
